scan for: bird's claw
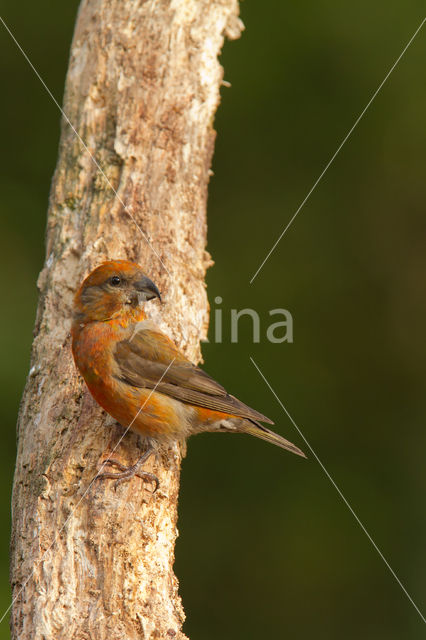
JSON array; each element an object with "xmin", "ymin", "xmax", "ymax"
[{"xmin": 97, "ymin": 452, "xmax": 159, "ymax": 493}]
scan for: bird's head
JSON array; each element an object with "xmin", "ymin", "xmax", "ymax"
[{"xmin": 73, "ymin": 260, "xmax": 161, "ymax": 323}]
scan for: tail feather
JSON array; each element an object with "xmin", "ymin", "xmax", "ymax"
[{"xmin": 240, "ymin": 419, "xmax": 306, "ymax": 458}]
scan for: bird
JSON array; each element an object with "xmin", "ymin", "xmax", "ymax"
[{"xmin": 71, "ymin": 260, "xmax": 305, "ymax": 489}]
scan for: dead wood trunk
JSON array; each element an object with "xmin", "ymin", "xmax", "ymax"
[{"xmin": 10, "ymin": 1, "xmax": 242, "ymax": 638}]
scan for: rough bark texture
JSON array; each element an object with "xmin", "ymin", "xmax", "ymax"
[{"xmin": 10, "ymin": 1, "xmax": 242, "ymax": 638}]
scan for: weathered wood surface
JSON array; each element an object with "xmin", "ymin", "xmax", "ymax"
[{"xmin": 10, "ymin": 1, "xmax": 242, "ymax": 638}]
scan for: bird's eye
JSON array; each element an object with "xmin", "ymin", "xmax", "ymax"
[{"xmin": 110, "ymin": 275, "xmax": 121, "ymax": 286}]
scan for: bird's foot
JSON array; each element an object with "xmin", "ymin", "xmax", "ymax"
[{"xmin": 97, "ymin": 447, "xmax": 159, "ymax": 492}]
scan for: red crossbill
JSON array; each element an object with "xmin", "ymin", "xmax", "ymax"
[{"xmin": 71, "ymin": 260, "xmax": 305, "ymax": 488}]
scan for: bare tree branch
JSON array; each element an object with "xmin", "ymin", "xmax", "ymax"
[{"xmin": 10, "ymin": 1, "xmax": 242, "ymax": 637}]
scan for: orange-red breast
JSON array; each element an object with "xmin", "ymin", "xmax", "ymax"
[{"xmin": 71, "ymin": 260, "xmax": 305, "ymax": 488}]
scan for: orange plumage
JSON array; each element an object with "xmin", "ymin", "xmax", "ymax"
[{"xmin": 71, "ymin": 260, "xmax": 305, "ymax": 487}]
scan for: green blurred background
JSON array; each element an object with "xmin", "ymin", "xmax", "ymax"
[{"xmin": 1, "ymin": 1, "xmax": 425, "ymax": 638}]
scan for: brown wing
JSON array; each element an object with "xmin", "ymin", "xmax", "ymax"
[{"xmin": 114, "ymin": 327, "xmax": 274, "ymax": 424}]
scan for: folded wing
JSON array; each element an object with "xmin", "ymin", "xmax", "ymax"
[{"xmin": 114, "ymin": 327, "xmax": 274, "ymax": 424}]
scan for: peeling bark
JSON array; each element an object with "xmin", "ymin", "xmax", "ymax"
[{"xmin": 10, "ymin": 1, "xmax": 242, "ymax": 638}]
